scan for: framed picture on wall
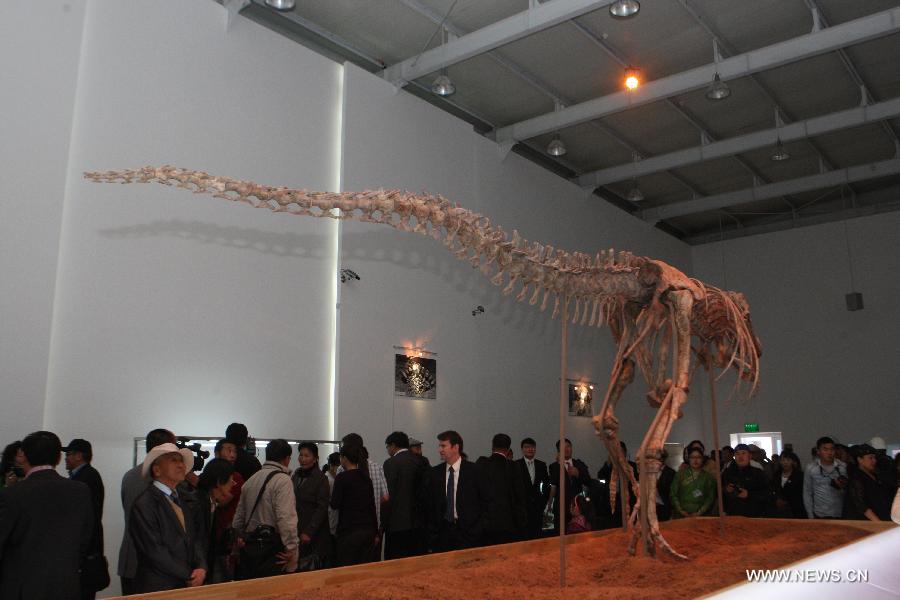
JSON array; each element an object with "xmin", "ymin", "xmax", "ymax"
[
  {"xmin": 395, "ymin": 354, "xmax": 437, "ymax": 399},
  {"xmin": 568, "ymin": 382, "xmax": 594, "ymax": 417}
]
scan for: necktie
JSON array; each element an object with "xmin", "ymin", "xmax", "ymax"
[
  {"xmin": 527, "ymin": 460, "xmax": 535, "ymax": 484},
  {"xmin": 169, "ymin": 493, "xmax": 186, "ymax": 531},
  {"xmin": 446, "ymin": 466, "xmax": 455, "ymax": 522}
]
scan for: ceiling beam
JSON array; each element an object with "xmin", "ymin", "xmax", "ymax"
[
  {"xmin": 686, "ymin": 193, "xmax": 900, "ymax": 245},
  {"xmin": 643, "ymin": 158, "xmax": 900, "ymax": 222},
  {"xmin": 382, "ymin": 0, "xmax": 615, "ymax": 86},
  {"xmin": 804, "ymin": 0, "xmax": 900, "ymax": 147},
  {"xmin": 577, "ymin": 95, "xmax": 900, "ymax": 187},
  {"xmin": 494, "ymin": 7, "xmax": 900, "ymax": 144}
]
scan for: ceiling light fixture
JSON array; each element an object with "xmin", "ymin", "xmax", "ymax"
[
  {"xmin": 547, "ymin": 135, "xmax": 567, "ymax": 156},
  {"xmin": 431, "ymin": 71, "xmax": 455, "ymax": 97},
  {"xmin": 430, "ymin": 26, "xmax": 456, "ymax": 97},
  {"xmin": 546, "ymin": 101, "xmax": 567, "ymax": 156},
  {"xmin": 609, "ymin": 0, "xmax": 640, "ymax": 19},
  {"xmin": 626, "ymin": 185, "xmax": 644, "ymax": 203},
  {"xmin": 770, "ymin": 108, "xmax": 790, "ymax": 161},
  {"xmin": 705, "ymin": 41, "xmax": 730, "ymax": 101},
  {"xmin": 624, "ymin": 66, "xmax": 640, "ymax": 91},
  {"xmin": 626, "ymin": 151, "xmax": 643, "ymax": 201},
  {"xmin": 265, "ymin": 0, "xmax": 295, "ymax": 11},
  {"xmin": 706, "ymin": 73, "xmax": 731, "ymax": 101},
  {"xmin": 770, "ymin": 138, "xmax": 790, "ymax": 161}
]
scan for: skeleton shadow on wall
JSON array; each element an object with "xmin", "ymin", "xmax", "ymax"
[{"xmin": 97, "ymin": 219, "xmax": 615, "ymax": 344}]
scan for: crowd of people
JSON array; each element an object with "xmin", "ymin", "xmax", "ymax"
[{"xmin": 1, "ymin": 426, "xmax": 899, "ymax": 598}]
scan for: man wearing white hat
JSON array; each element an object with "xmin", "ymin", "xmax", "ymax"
[{"xmin": 127, "ymin": 443, "xmax": 206, "ymax": 593}]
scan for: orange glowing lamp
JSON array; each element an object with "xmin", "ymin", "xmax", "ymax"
[{"xmin": 624, "ymin": 66, "xmax": 640, "ymax": 90}]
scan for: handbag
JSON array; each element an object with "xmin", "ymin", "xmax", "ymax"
[{"xmin": 235, "ymin": 470, "xmax": 287, "ymax": 580}]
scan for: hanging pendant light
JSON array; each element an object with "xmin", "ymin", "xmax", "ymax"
[
  {"xmin": 265, "ymin": 0, "xmax": 295, "ymax": 11},
  {"xmin": 547, "ymin": 135, "xmax": 567, "ymax": 157},
  {"xmin": 430, "ymin": 27, "xmax": 455, "ymax": 97},
  {"xmin": 610, "ymin": 0, "xmax": 640, "ymax": 19},
  {"xmin": 770, "ymin": 138, "xmax": 790, "ymax": 161},
  {"xmin": 705, "ymin": 73, "xmax": 731, "ymax": 101},
  {"xmin": 626, "ymin": 185, "xmax": 644, "ymax": 203},
  {"xmin": 431, "ymin": 70, "xmax": 455, "ymax": 97}
]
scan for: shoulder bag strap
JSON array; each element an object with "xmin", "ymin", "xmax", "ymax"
[{"xmin": 246, "ymin": 469, "xmax": 281, "ymax": 527}]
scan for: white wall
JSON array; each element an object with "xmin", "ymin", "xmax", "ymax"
[
  {"xmin": 0, "ymin": 1, "xmax": 85, "ymax": 445},
  {"xmin": 41, "ymin": 1, "xmax": 341, "ymax": 595},
  {"xmin": 691, "ymin": 212, "xmax": 900, "ymax": 456},
  {"xmin": 337, "ymin": 63, "xmax": 697, "ymax": 470}
]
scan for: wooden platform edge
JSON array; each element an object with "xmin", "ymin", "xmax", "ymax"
[{"xmin": 118, "ymin": 518, "xmax": 896, "ymax": 599}]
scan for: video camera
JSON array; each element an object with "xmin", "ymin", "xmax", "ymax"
[{"xmin": 176, "ymin": 438, "xmax": 210, "ymax": 472}]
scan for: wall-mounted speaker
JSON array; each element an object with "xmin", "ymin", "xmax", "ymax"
[{"xmin": 845, "ymin": 292, "xmax": 864, "ymax": 311}]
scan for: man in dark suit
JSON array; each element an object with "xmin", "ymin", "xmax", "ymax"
[
  {"xmin": 548, "ymin": 438, "xmax": 591, "ymax": 534},
  {"xmin": 0, "ymin": 431, "xmax": 94, "ymax": 600},
  {"xmin": 655, "ymin": 450, "xmax": 676, "ymax": 522},
  {"xmin": 428, "ymin": 430, "xmax": 487, "ymax": 552},
  {"xmin": 128, "ymin": 443, "xmax": 206, "ymax": 593},
  {"xmin": 515, "ymin": 437, "xmax": 550, "ymax": 540},
  {"xmin": 64, "ymin": 439, "xmax": 108, "ymax": 598},
  {"xmin": 476, "ymin": 434, "xmax": 527, "ymax": 545},
  {"xmin": 382, "ymin": 431, "xmax": 428, "ymax": 559}
]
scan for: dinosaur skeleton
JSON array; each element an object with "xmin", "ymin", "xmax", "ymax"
[{"xmin": 85, "ymin": 166, "xmax": 761, "ymax": 558}]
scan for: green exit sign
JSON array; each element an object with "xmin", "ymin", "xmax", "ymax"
[{"xmin": 744, "ymin": 423, "xmax": 759, "ymax": 432}]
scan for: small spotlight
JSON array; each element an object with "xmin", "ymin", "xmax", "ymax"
[
  {"xmin": 624, "ymin": 66, "xmax": 640, "ymax": 90},
  {"xmin": 609, "ymin": 0, "xmax": 640, "ymax": 19},
  {"xmin": 265, "ymin": 0, "xmax": 295, "ymax": 11},
  {"xmin": 770, "ymin": 139, "xmax": 790, "ymax": 161},
  {"xmin": 431, "ymin": 73, "xmax": 455, "ymax": 97},
  {"xmin": 705, "ymin": 73, "xmax": 731, "ymax": 101},
  {"xmin": 547, "ymin": 135, "xmax": 567, "ymax": 157},
  {"xmin": 472, "ymin": 305, "xmax": 485, "ymax": 316}
]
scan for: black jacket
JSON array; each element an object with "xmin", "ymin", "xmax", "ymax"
[
  {"xmin": 846, "ymin": 469, "xmax": 896, "ymax": 521},
  {"xmin": 382, "ymin": 450, "xmax": 427, "ymax": 533},
  {"xmin": 476, "ymin": 453, "xmax": 527, "ymax": 534},
  {"xmin": 71, "ymin": 463, "xmax": 105, "ymax": 555},
  {"xmin": 771, "ymin": 469, "xmax": 806, "ymax": 518},
  {"xmin": 656, "ymin": 465, "xmax": 676, "ymax": 521},
  {"xmin": 516, "ymin": 458, "xmax": 550, "ymax": 512},
  {"xmin": 234, "ymin": 448, "xmax": 262, "ymax": 483},
  {"xmin": 428, "ymin": 460, "xmax": 487, "ymax": 545},
  {"xmin": 722, "ymin": 463, "xmax": 770, "ymax": 517},
  {"xmin": 291, "ymin": 466, "xmax": 332, "ymax": 558},
  {"xmin": 0, "ymin": 469, "xmax": 93, "ymax": 600},
  {"xmin": 128, "ymin": 484, "xmax": 207, "ymax": 593}
]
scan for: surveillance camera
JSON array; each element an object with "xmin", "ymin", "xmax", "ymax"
[{"xmin": 472, "ymin": 305, "xmax": 485, "ymax": 316}]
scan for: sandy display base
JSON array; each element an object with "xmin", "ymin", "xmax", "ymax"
[{"xmin": 277, "ymin": 518, "xmax": 870, "ymax": 600}]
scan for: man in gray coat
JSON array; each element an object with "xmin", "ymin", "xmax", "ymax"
[
  {"xmin": 232, "ymin": 439, "xmax": 298, "ymax": 576},
  {"xmin": 117, "ymin": 429, "xmax": 175, "ymax": 595}
]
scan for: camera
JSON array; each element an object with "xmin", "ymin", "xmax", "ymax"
[
  {"xmin": 830, "ymin": 475, "xmax": 848, "ymax": 490},
  {"xmin": 725, "ymin": 483, "xmax": 745, "ymax": 497},
  {"xmin": 176, "ymin": 438, "xmax": 210, "ymax": 472}
]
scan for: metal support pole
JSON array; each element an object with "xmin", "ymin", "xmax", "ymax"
[
  {"xmin": 558, "ymin": 295, "xmax": 568, "ymax": 588},
  {"xmin": 708, "ymin": 365, "xmax": 726, "ymax": 534}
]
